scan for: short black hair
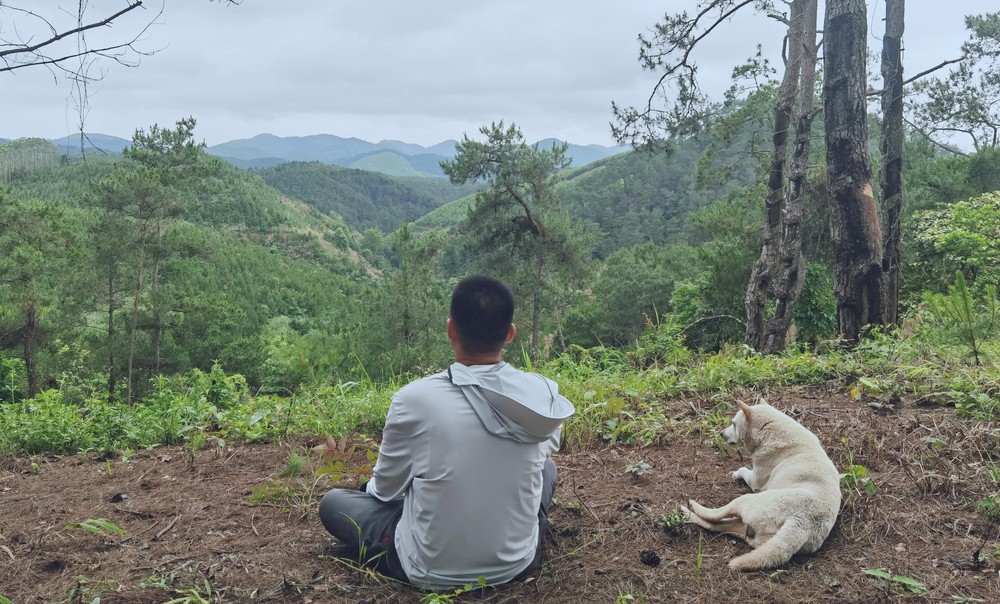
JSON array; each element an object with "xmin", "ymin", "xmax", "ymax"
[{"xmin": 450, "ymin": 275, "xmax": 515, "ymax": 354}]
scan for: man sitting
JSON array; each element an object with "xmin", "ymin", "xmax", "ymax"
[{"xmin": 319, "ymin": 275, "xmax": 574, "ymax": 589}]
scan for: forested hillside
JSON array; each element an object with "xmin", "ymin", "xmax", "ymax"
[
  {"xmin": 0, "ymin": 128, "xmax": 376, "ymax": 403},
  {"xmin": 256, "ymin": 161, "xmax": 481, "ymax": 232}
]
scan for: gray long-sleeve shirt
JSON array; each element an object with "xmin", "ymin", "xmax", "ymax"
[{"xmin": 366, "ymin": 361, "xmax": 574, "ymax": 589}]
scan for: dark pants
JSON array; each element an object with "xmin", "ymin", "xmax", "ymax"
[{"xmin": 318, "ymin": 457, "xmax": 558, "ymax": 584}]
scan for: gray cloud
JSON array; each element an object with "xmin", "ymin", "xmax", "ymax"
[{"xmin": 0, "ymin": 1, "xmax": 976, "ymax": 147}]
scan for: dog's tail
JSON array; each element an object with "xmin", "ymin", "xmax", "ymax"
[{"xmin": 728, "ymin": 518, "xmax": 809, "ymax": 572}]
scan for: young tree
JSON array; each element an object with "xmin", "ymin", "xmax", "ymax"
[
  {"xmin": 89, "ymin": 163, "xmax": 165, "ymax": 400},
  {"xmin": 89, "ymin": 117, "xmax": 213, "ymax": 400},
  {"xmin": 0, "ymin": 198, "xmax": 83, "ymax": 397},
  {"xmin": 441, "ymin": 122, "xmax": 586, "ymax": 355},
  {"xmin": 349, "ymin": 224, "xmax": 451, "ymax": 378},
  {"xmin": 123, "ymin": 117, "xmax": 208, "ymax": 378}
]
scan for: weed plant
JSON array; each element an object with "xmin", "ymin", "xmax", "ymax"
[{"xmin": 3, "ymin": 319, "xmax": 1000, "ymax": 456}]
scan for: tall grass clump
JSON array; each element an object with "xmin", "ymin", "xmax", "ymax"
[
  {"xmin": 4, "ymin": 311, "xmax": 1000, "ymax": 456},
  {"xmin": 0, "ymin": 363, "xmax": 397, "ymax": 456}
]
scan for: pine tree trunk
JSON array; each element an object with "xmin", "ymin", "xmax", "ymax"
[
  {"xmin": 880, "ymin": 0, "xmax": 905, "ymax": 326},
  {"xmin": 764, "ymin": 0, "xmax": 818, "ymax": 354},
  {"xmin": 127, "ymin": 260, "xmax": 145, "ymax": 403},
  {"xmin": 151, "ymin": 258, "xmax": 162, "ymax": 375},
  {"xmin": 23, "ymin": 299, "xmax": 38, "ymax": 398},
  {"xmin": 745, "ymin": 0, "xmax": 805, "ymax": 352},
  {"xmin": 824, "ymin": 0, "xmax": 884, "ymax": 343},
  {"xmin": 107, "ymin": 269, "xmax": 117, "ymax": 401}
]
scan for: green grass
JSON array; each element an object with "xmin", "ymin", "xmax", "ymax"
[{"xmin": 3, "ymin": 325, "xmax": 1000, "ymax": 456}]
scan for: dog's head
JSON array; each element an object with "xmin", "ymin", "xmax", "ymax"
[{"xmin": 721, "ymin": 400, "xmax": 771, "ymax": 452}]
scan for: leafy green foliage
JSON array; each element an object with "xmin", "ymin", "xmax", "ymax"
[
  {"xmin": 923, "ymin": 271, "xmax": 999, "ymax": 365},
  {"xmin": 912, "ymin": 192, "xmax": 1000, "ymax": 288},
  {"xmin": 624, "ymin": 459, "xmax": 653, "ymax": 479},
  {"xmin": 344, "ymin": 224, "xmax": 453, "ymax": 380},
  {"xmin": 64, "ymin": 518, "xmax": 126, "ymax": 536},
  {"xmin": 161, "ymin": 579, "xmax": 215, "ymax": 604},
  {"xmin": 977, "ymin": 496, "xmax": 1000, "ymax": 523},
  {"xmin": 564, "ymin": 242, "xmax": 701, "ymax": 348},
  {"xmin": 5, "ymin": 312, "xmax": 1000, "ymax": 456},
  {"xmin": 841, "ymin": 464, "xmax": 876, "ymax": 496},
  {"xmin": 792, "ymin": 263, "xmax": 837, "ymax": 345},
  {"xmin": 666, "ymin": 193, "xmax": 761, "ymax": 350},
  {"xmin": 862, "ymin": 569, "xmax": 927, "ymax": 596},
  {"xmin": 419, "ymin": 576, "xmax": 488, "ymax": 603},
  {"xmin": 0, "ymin": 364, "xmax": 397, "ymax": 455}
]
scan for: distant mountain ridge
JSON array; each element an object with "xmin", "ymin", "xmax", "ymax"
[{"xmin": 11, "ymin": 132, "xmax": 628, "ymax": 177}]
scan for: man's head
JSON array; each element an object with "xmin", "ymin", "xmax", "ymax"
[{"xmin": 449, "ymin": 275, "xmax": 515, "ymax": 355}]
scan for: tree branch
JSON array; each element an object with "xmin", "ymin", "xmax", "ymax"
[
  {"xmin": 0, "ymin": 1, "xmax": 144, "ymax": 60},
  {"xmin": 867, "ymin": 56, "xmax": 965, "ymax": 96},
  {"xmin": 643, "ymin": 0, "xmax": 757, "ymax": 112}
]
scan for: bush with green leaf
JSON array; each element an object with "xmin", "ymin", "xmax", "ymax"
[{"xmin": 911, "ymin": 191, "xmax": 1000, "ymax": 289}]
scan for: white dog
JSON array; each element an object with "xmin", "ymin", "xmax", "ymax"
[{"xmin": 682, "ymin": 400, "xmax": 841, "ymax": 571}]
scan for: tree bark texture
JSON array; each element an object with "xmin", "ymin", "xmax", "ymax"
[
  {"xmin": 824, "ymin": 0, "xmax": 884, "ymax": 343},
  {"xmin": 879, "ymin": 0, "xmax": 905, "ymax": 325},
  {"xmin": 764, "ymin": 0, "xmax": 819, "ymax": 353},
  {"xmin": 745, "ymin": 0, "xmax": 814, "ymax": 353}
]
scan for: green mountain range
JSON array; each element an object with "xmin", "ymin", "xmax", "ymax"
[{"xmin": 13, "ymin": 132, "xmax": 629, "ymax": 178}]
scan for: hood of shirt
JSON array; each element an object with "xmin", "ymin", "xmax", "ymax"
[{"xmin": 447, "ymin": 362, "xmax": 575, "ymax": 443}]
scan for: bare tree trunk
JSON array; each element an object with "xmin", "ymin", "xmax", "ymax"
[
  {"xmin": 531, "ymin": 254, "xmax": 543, "ymax": 356},
  {"xmin": 746, "ymin": 0, "xmax": 806, "ymax": 352},
  {"xmin": 824, "ymin": 0, "xmax": 883, "ymax": 344},
  {"xmin": 127, "ymin": 254, "xmax": 145, "ymax": 403},
  {"xmin": 880, "ymin": 0, "xmax": 905, "ymax": 325},
  {"xmin": 24, "ymin": 299, "xmax": 38, "ymax": 398},
  {"xmin": 106, "ymin": 269, "xmax": 117, "ymax": 401},
  {"xmin": 151, "ymin": 217, "xmax": 163, "ymax": 374},
  {"xmin": 764, "ymin": 0, "xmax": 819, "ymax": 353},
  {"xmin": 151, "ymin": 259, "xmax": 161, "ymax": 374}
]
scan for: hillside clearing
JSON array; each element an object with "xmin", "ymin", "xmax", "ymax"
[{"xmin": 1, "ymin": 385, "xmax": 997, "ymax": 603}]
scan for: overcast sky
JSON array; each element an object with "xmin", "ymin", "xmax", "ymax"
[{"xmin": 0, "ymin": 1, "xmax": 979, "ymax": 147}]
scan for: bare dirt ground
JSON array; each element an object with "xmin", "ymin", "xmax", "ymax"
[{"xmin": 2, "ymin": 385, "xmax": 999, "ymax": 603}]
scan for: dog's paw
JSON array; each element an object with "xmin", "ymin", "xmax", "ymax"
[{"xmin": 731, "ymin": 466, "xmax": 753, "ymax": 486}]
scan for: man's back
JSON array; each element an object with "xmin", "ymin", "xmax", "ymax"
[
  {"xmin": 367, "ymin": 362, "xmax": 565, "ymax": 588},
  {"xmin": 319, "ymin": 275, "xmax": 574, "ymax": 590}
]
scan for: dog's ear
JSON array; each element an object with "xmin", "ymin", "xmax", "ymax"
[{"xmin": 737, "ymin": 400, "xmax": 753, "ymax": 423}]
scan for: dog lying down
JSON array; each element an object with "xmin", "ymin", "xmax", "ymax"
[{"xmin": 682, "ymin": 400, "xmax": 841, "ymax": 571}]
